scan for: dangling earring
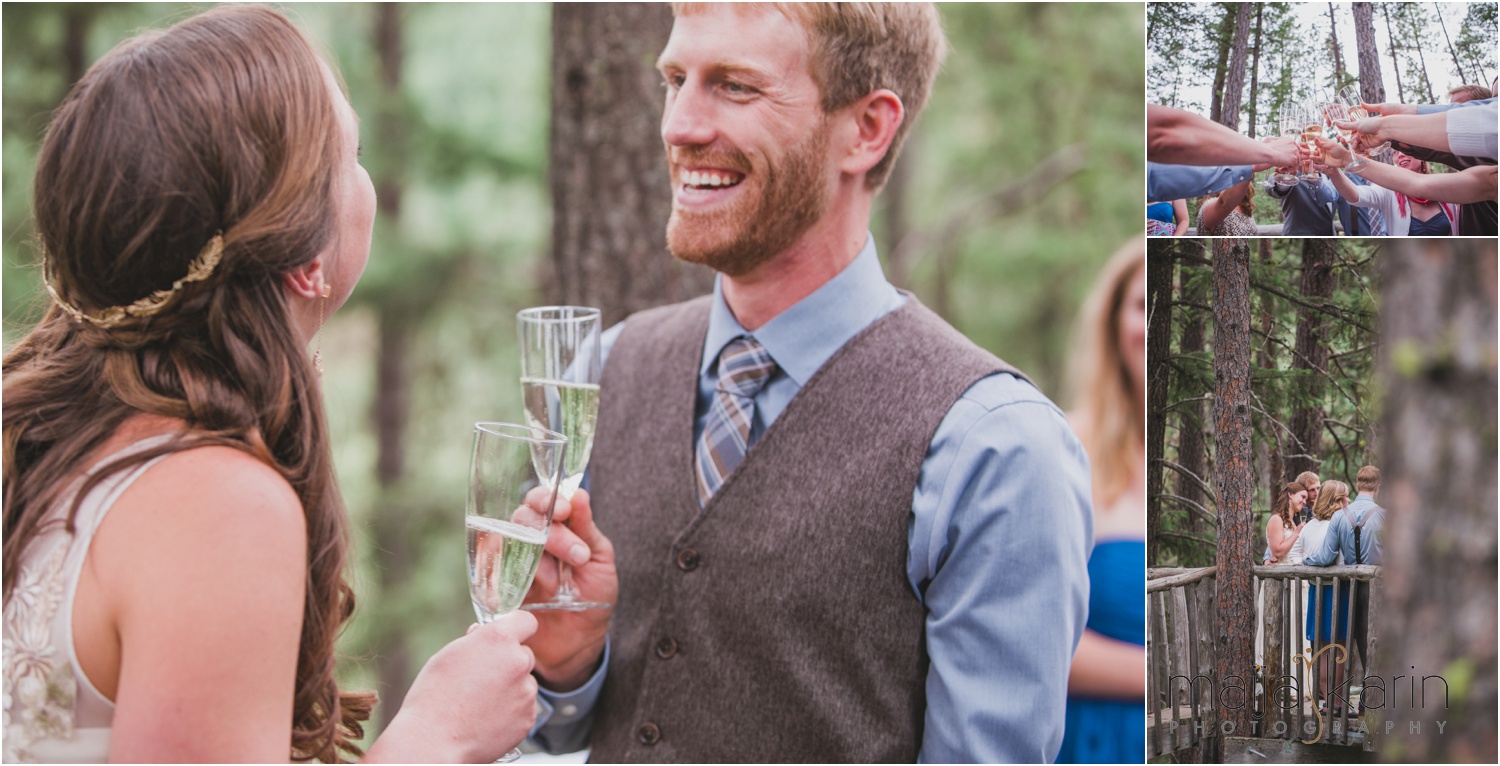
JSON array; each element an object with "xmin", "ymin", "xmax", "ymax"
[{"xmin": 314, "ymin": 282, "xmax": 331, "ymax": 374}]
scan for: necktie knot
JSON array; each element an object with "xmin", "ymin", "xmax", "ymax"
[
  {"xmin": 696, "ymin": 336, "xmax": 776, "ymax": 505},
  {"xmin": 715, "ymin": 336, "xmax": 776, "ymax": 399}
]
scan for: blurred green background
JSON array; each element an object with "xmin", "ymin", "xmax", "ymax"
[{"xmin": 2, "ymin": 2, "xmax": 1143, "ymax": 742}]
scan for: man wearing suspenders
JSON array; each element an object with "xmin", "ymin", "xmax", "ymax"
[{"xmin": 1303, "ymin": 465, "xmax": 1385, "ymax": 713}]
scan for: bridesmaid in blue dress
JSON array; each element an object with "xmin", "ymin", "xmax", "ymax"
[{"xmin": 1057, "ymin": 237, "xmax": 1146, "ymax": 763}]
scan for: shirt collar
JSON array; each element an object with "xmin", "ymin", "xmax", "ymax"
[{"xmin": 700, "ymin": 233, "xmax": 899, "ymax": 386}]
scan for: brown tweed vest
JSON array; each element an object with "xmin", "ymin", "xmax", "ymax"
[{"xmin": 587, "ymin": 294, "xmax": 1026, "ymax": 763}]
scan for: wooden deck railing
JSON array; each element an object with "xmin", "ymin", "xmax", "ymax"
[{"xmin": 1146, "ymin": 564, "xmax": 1381, "ymax": 760}]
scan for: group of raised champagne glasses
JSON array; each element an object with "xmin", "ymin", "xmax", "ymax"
[
  {"xmin": 1272, "ymin": 86, "xmax": 1393, "ymax": 186},
  {"xmin": 465, "ymin": 306, "xmax": 607, "ymax": 762}
]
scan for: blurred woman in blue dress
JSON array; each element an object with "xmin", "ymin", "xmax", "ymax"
[{"xmin": 1058, "ymin": 236, "xmax": 1146, "ymax": 763}]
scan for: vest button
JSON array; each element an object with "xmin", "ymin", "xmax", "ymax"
[
  {"xmin": 637, "ymin": 722, "xmax": 661, "ymax": 746},
  {"xmin": 654, "ymin": 637, "xmax": 678, "ymax": 659},
  {"xmin": 676, "ymin": 548, "xmax": 701, "ymax": 571}
]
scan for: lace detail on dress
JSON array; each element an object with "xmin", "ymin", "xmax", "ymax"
[{"xmin": 3, "ymin": 543, "xmax": 79, "ymax": 763}]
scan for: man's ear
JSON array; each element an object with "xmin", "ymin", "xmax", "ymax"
[
  {"xmin": 282, "ymin": 256, "xmax": 329, "ymax": 300},
  {"xmin": 836, "ymin": 89, "xmax": 904, "ymax": 177}
]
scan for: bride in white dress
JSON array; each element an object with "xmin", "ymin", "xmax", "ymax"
[{"xmin": 3, "ymin": 6, "xmax": 541, "ymax": 762}]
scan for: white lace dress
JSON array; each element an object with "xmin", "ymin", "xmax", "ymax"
[{"xmin": 3, "ymin": 438, "xmax": 171, "ymax": 763}]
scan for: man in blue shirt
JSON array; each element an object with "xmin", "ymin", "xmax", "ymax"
[
  {"xmin": 520, "ymin": 4, "xmax": 1092, "ymax": 762},
  {"xmin": 1304, "ymin": 465, "xmax": 1385, "ymax": 712},
  {"xmin": 1264, "ymin": 173, "xmax": 1341, "ymax": 235}
]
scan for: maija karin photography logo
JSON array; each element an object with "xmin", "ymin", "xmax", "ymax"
[{"xmin": 1168, "ymin": 646, "xmax": 1451, "ymax": 744}]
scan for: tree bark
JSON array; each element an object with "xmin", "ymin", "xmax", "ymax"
[
  {"xmin": 1248, "ymin": 4, "xmax": 1264, "ymax": 138},
  {"xmin": 1221, "ymin": 2, "xmax": 1253, "ymax": 130},
  {"xmin": 1382, "ymin": 3, "xmax": 1406, "ymax": 102},
  {"xmin": 1147, "ymin": 241, "xmax": 1176, "ymax": 566},
  {"xmin": 1287, "ymin": 240, "xmax": 1334, "ymax": 481},
  {"xmin": 368, "ymin": 3, "xmax": 414, "ymax": 731},
  {"xmin": 1352, "ymin": 3, "xmax": 1387, "ymax": 103},
  {"xmin": 1212, "ymin": 238, "xmax": 1256, "ymax": 745},
  {"xmin": 1210, "ymin": 6, "xmax": 1235, "ymax": 125},
  {"xmin": 1254, "ymin": 240, "xmax": 1283, "ymax": 524},
  {"xmin": 62, "ymin": 6, "xmax": 93, "ymax": 87},
  {"xmin": 549, "ymin": 3, "xmax": 712, "ymax": 326},
  {"xmin": 1376, "ymin": 241, "xmax": 1497, "ymax": 763},
  {"xmin": 1176, "ymin": 267, "xmax": 1209, "ymax": 545}
]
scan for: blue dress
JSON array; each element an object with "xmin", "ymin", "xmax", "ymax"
[
  {"xmin": 1306, "ymin": 582, "xmax": 1350, "ymax": 642},
  {"xmin": 1056, "ymin": 539, "xmax": 1146, "ymax": 764}
]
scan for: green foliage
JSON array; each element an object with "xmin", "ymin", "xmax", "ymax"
[
  {"xmin": 911, "ymin": 2, "xmax": 1143, "ymax": 393},
  {"xmin": 1455, "ymin": 3, "xmax": 1498, "ymax": 86},
  {"xmin": 1154, "ymin": 240, "xmax": 1380, "ymax": 567}
]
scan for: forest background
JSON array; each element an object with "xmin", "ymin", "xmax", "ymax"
[
  {"xmin": 1147, "ymin": 1, "xmax": 1498, "ymax": 229},
  {"xmin": 1146, "ymin": 238, "xmax": 1380, "ymax": 569},
  {"xmin": 1, "ymin": 2, "xmax": 1144, "ymax": 744},
  {"xmin": 1146, "ymin": 238, "xmax": 1497, "ymax": 762}
]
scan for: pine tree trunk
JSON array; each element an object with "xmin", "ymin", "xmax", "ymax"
[
  {"xmin": 1146, "ymin": 242, "xmax": 1176, "ymax": 565},
  {"xmin": 1213, "ymin": 238, "xmax": 1256, "ymax": 743},
  {"xmin": 1248, "ymin": 4, "xmax": 1263, "ymax": 138},
  {"xmin": 1382, "ymin": 3, "xmax": 1406, "ymax": 101},
  {"xmin": 1436, "ymin": 5, "xmax": 1469, "ymax": 84},
  {"xmin": 1210, "ymin": 6, "xmax": 1235, "ymax": 124},
  {"xmin": 1352, "ymin": 3, "xmax": 1387, "ymax": 103},
  {"xmin": 1176, "ymin": 269, "xmax": 1209, "ymax": 543},
  {"xmin": 369, "ymin": 3, "xmax": 414, "ymax": 731},
  {"xmin": 549, "ymin": 4, "xmax": 712, "ymax": 326},
  {"xmin": 1408, "ymin": 8, "xmax": 1437, "ymax": 103},
  {"xmin": 1254, "ymin": 240, "xmax": 1283, "ymax": 515},
  {"xmin": 1376, "ymin": 242, "xmax": 1498, "ymax": 762},
  {"xmin": 1221, "ymin": 3, "xmax": 1253, "ymax": 129},
  {"xmin": 1287, "ymin": 240, "xmax": 1334, "ymax": 480}
]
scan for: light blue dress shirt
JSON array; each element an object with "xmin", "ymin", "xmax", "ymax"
[
  {"xmin": 1148, "ymin": 161, "xmax": 1255, "ymax": 202},
  {"xmin": 1303, "ymin": 493, "xmax": 1385, "ymax": 566},
  {"xmin": 531, "ymin": 235, "xmax": 1094, "ymax": 763},
  {"xmin": 1414, "ymin": 96, "xmax": 1496, "ymax": 114}
]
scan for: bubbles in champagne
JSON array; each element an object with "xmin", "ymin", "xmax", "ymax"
[
  {"xmin": 521, "ymin": 378, "xmax": 599, "ymax": 493},
  {"xmin": 467, "ymin": 515, "xmax": 548, "ymax": 623}
]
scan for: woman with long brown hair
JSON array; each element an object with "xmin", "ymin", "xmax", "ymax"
[
  {"xmin": 1056, "ymin": 236, "xmax": 1145, "ymax": 763},
  {"xmin": 1266, "ymin": 481, "xmax": 1309, "ymax": 565},
  {"xmin": 3, "ymin": 6, "xmax": 537, "ymax": 762}
]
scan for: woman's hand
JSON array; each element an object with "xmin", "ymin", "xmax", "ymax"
[
  {"xmin": 1313, "ymin": 137, "xmax": 1355, "ymax": 169},
  {"xmin": 369, "ymin": 612, "xmax": 541, "ymax": 763}
]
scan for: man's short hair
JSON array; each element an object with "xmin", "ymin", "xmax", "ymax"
[
  {"xmin": 674, "ymin": 2, "xmax": 947, "ymax": 190},
  {"xmin": 1447, "ymin": 84, "xmax": 1493, "ymax": 103},
  {"xmin": 1356, "ymin": 465, "xmax": 1381, "ymax": 493},
  {"xmin": 1295, "ymin": 471, "xmax": 1320, "ymax": 490}
]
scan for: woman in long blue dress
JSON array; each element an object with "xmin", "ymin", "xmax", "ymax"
[
  {"xmin": 1303, "ymin": 480, "xmax": 1352, "ymax": 716},
  {"xmin": 1057, "ymin": 237, "xmax": 1146, "ymax": 763}
]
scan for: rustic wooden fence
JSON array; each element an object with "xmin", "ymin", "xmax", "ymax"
[{"xmin": 1146, "ymin": 564, "xmax": 1381, "ymax": 760}]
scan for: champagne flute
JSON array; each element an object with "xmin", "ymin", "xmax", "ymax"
[
  {"xmin": 1299, "ymin": 107, "xmax": 1326, "ymax": 183},
  {"xmin": 517, "ymin": 306, "xmax": 610, "ymax": 611},
  {"xmin": 1274, "ymin": 111, "xmax": 1302, "ymax": 186},
  {"xmin": 467, "ymin": 422, "xmax": 567, "ymax": 763}
]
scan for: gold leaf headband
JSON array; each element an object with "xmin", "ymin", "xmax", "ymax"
[{"xmin": 44, "ymin": 233, "xmax": 225, "ymax": 329}]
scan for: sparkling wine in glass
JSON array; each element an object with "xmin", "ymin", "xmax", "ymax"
[
  {"xmin": 1274, "ymin": 112, "xmax": 1301, "ymax": 186},
  {"xmin": 517, "ymin": 306, "xmax": 610, "ymax": 612},
  {"xmin": 466, "ymin": 421, "xmax": 567, "ymax": 762}
]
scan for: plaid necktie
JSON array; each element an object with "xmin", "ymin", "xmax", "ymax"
[{"xmin": 696, "ymin": 336, "xmax": 777, "ymax": 505}]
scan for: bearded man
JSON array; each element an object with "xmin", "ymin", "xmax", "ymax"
[{"xmin": 521, "ymin": 4, "xmax": 1091, "ymax": 761}]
